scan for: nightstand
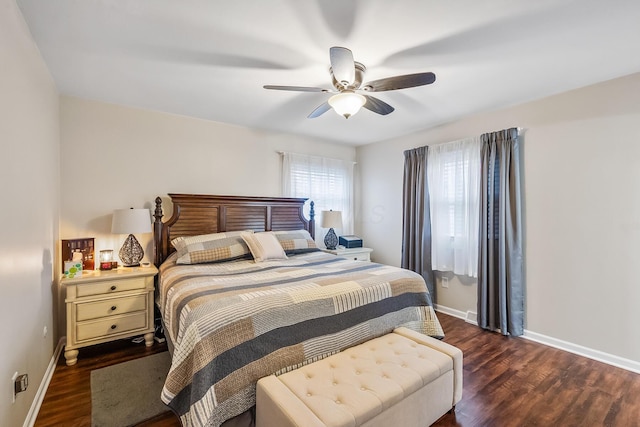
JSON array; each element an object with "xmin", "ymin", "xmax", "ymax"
[
  {"xmin": 323, "ymin": 247, "xmax": 373, "ymax": 261},
  {"xmin": 62, "ymin": 265, "xmax": 158, "ymax": 366}
]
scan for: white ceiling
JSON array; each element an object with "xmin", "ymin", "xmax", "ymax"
[{"xmin": 16, "ymin": 0, "xmax": 640, "ymax": 146}]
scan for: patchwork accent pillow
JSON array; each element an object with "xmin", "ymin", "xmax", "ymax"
[
  {"xmin": 171, "ymin": 231, "xmax": 253, "ymax": 265},
  {"xmin": 273, "ymin": 229, "xmax": 319, "ymax": 255},
  {"xmin": 241, "ymin": 232, "xmax": 288, "ymax": 262}
]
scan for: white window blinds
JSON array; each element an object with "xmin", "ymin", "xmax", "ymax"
[{"xmin": 282, "ymin": 152, "xmax": 354, "ymax": 245}]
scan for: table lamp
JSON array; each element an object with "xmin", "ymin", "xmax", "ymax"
[
  {"xmin": 321, "ymin": 210, "xmax": 342, "ymax": 250},
  {"xmin": 111, "ymin": 208, "xmax": 152, "ymax": 267}
]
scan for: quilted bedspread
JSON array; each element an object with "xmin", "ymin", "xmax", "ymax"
[{"xmin": 157, "ymin": 250, "xmax": 444, "ymax": 427}]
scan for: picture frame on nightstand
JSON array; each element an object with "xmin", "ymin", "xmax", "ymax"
[{"xmin": 61, "ymin": 237, "xmax": 95, "ymax": 272}]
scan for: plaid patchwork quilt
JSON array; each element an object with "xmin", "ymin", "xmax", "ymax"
[{"xmin": 157, "ymin": 251, "xmax": 444, "ymax": 427}]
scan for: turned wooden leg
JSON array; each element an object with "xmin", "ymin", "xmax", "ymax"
[
  {"xmin": 144, "ymin": 332, "xmax": 154, "ymax": 347},
  {"xmin": 65, "ymin": 349, "xmax": 79, "ymax": 366}
]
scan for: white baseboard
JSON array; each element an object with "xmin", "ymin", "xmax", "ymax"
[
  {"xmin": 435, "ymin": 304, "xmax": 640, "ymax": 375},
  {"xmin": 23, "ymin": 337, "xmax": 65, "ymax": 427},
  {"xmin": 522, "ymin": 330, "xmax": 640, "ymax": 375}
]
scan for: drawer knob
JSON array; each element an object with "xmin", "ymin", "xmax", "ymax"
[
  {"xmin": 110, "ymin": 324, "xmax": 117, "ymax": 330},
  {"xmin": 110, "ymin": 285, "xmax": 117, "ymax": 291},
  {"xmin": 111, "ymin": 306, "xmax": 117, "ymax": 311}
]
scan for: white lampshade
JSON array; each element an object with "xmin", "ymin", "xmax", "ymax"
[
  {"xmin": 111, "ymin": 208, "xmax": 152, "ymax": 235},
  {"xmin": 321, "ymin": 210, "xmax": 343, "ymax": 229},
  {"xmin": 328, "ymin": 91, "xmax": 366, "ymax": 119}
]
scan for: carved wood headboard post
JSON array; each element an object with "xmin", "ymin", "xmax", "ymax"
[
  {"xmin": 153, "ymin": 197, "xmax": 164, "ymax": 267},
  {"xmin": 309, "ymin": 201, "xmax": 315, "ymax": 239}
]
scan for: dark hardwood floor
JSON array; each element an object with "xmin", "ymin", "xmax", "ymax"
[{"xmin": 35, "ymin": 313, "xmax": 640, "ymax": 427}]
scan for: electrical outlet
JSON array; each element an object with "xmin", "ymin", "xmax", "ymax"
[
  {"xmin": 43, "ymin": 325, "xmax": 48, "ymax": 338},
  {"xmin": 15, "ymin": 374, "xmax": 28, "ymax": 394},
  {"xmin": 11, "ymin": 372, "xmax": 28, "ymax": 403},
  {"xmin": 11, "ymin": 372, "xmax": 17, "ymax": 403},
  {"xmin": 442, "ymin": 276, "xmax": 449, "ymax": 288}
]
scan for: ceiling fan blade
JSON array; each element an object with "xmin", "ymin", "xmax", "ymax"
[
  {"xmin": 363, "ymin": 95, "xmax": 395, "ymax": 115},
  {"xmin": 263, "ymin": 85, "xmax": 329, "ymax": 92},
  {"xmin": 362, "ymin": 72, "xmax": 436, "ymax": 92},
  {"xmin": 308, "ymin": 101, "xmax": 332, "ymax": 118},
  {"xmin": 330, "ymin": 46, "xmax": 355, "ymax": 87}
]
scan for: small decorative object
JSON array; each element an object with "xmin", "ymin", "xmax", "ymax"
[
  {"xmin": 321, "ymin": 210, "xmax": 342, "ymax": 250},
  {"xmin": 72, "ymin": 250, "xmax": 83, "ymax": 262},
  {"xmin": 99, "ymin": 250, "xmax": 113, "ymax": 270},
  {"xmin": 63, "ymin": 260, "xmax": 83, "ymax": 278},
  {"xmin": 61, "ymin": 238, "xmax": 95, "ymax": 272},
  {"xmin": 111, "ymin": 208, "xmax": 152, "ymax": 267},
  {"xmin": 339, "ymin": 235, "xmax": 363, "ymax": 248}
]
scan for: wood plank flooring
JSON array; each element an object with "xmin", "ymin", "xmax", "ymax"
[{"xmin": 35, "ymin": 313, "xmax": 640, "ymax": 427}]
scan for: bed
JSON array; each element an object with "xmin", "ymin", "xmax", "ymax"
[{"xmin": 153, "ymin": 193, "xmax": 444, "ymax": 427}]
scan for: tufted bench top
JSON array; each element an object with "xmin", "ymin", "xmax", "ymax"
[{"xmin": 257, "ymin": 327, "xmax": 463, "ymax": 427}]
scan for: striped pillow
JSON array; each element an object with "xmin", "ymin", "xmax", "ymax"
[
  {"xmin": 171, "ymin": 231, "xmax": 253, "ymax": 265},
  {"xmin": 273, "ymin": 229, "xmax": 318, "ymax": 254}
]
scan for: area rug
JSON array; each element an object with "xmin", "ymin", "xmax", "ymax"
[{"xmin": 90, "ymin": 351, "xmax": 172, "ymax": 427}]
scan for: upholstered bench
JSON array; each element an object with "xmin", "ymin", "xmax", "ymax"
[{"xmin": 256, "ymin": 327, "xmax": 463, "ymax": 427}]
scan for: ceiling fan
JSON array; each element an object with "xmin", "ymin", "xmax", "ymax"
[{"xmin": 264, "ymin": 46, "xmax": 436, "ymax": 119}]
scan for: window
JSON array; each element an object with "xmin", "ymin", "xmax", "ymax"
[
  {"xmin": 282, "ymin": 152, "xmax": 354, "ymax": 245},
  {"xmin": 427, "ymin": 137, "xmax": 481, "ymax": 277}
]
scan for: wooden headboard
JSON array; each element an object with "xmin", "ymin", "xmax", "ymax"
[{"xmin": 153, "ymin": 193, "xmax": 315, "ymax": 266}]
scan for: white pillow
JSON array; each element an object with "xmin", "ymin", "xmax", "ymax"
[{"xmin": 241, "ymin": 232, "xmax": 288, "ymax": 262}]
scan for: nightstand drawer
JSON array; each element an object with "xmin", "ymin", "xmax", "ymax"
[
  {"xmin": 324, "ymin": 247, "xmax": 372, "ymax": 262},
  {"xmin": 76, "ymin": 294, "xmax": 147, "ymax": 321},
  {"xmin": 76, "ymin": 277, "xmax": 148, "ymax": 297},
  {"xmin": 76, "ymin": 312, "xmax": 148, "ymax": 342},
  {"xmin": 350, "ymin": 253, "xmax": 371, "ymax": 261}
]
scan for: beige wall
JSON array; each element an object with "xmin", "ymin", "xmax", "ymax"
[
  {"xmin": 0, "ymin": 1, "xmax": 60, "ymax": 425},
  {"xmin": 59, "ymin": 96, "xmax": 356, "ymax": 327},
  {"xmin": 4, "ymin": 4, "xmax": 639, "ymax": 422},
  {"xmin": 357, "ymin": 72, "xmax": 640, "ymax": 364}
]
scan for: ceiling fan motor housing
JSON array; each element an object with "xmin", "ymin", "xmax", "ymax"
[{"xmin": 331, "ymin": 62, "xmax": 366, "ymax": 91}]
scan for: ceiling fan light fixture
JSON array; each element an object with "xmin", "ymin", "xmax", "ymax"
[{"xmin": 328, "ymin": 91, "xmax": 366, "ymax": 119}]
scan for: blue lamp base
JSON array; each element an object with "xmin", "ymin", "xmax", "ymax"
[{"xmin": 324, "ymin": 228, "xmax": 339, "ymax": 250}]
